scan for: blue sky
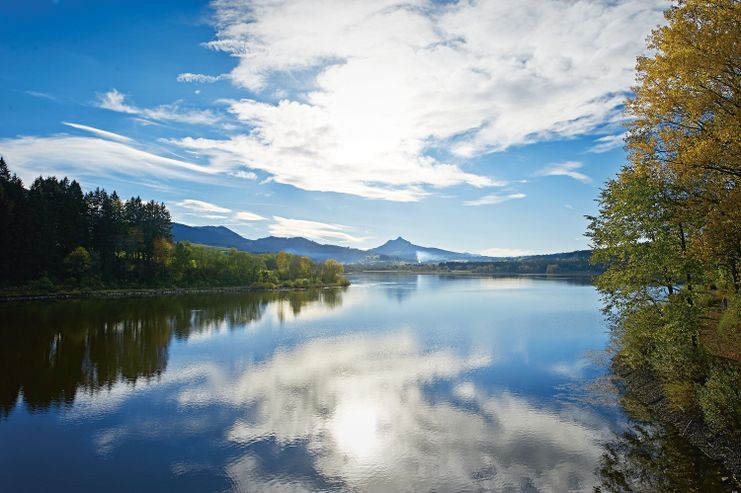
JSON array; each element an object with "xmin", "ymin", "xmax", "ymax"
[{"xmin": 0, "ymin": 0, "xmax": 666, "ymax": 254}]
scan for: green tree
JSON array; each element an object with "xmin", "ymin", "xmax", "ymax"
[
  {"xmin": 64, "ymin": 246, "xmax": 92, "ymax": 280},
  {"xmin": 589, "ymin": 0, "xmax": 740, "ymax": 434}
]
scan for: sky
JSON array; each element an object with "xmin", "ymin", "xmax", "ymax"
[{"xmin": 0, "ymin": 0, "xmax": 668, "ymax": 255}]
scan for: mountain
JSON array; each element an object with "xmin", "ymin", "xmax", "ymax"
[
  {"xmin": 367, "ymin": 236, "xmax": 480, "ymax": 263},
  {"xmin": 171, "ymin": 223, "xmax": 379, "ymax": 263},
  {"xmin": 170, "ymin": 223, "xmax": 540, "ymax": 264},
  {"xmin": 171, "ymin": 224, "xmax": 251, "ymax": 250}
]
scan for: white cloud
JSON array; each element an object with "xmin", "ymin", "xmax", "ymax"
[
  {"xmin": 185, "ymin": 213, "xmax": 229, "ymax": 220},
  {"xmin": 587, "ymin": 132, "xmax": 626, "ymax": 153},
  {"xmin": 463, "ymin": 192, "xmax": 526, "ymax": 206},
  {"xmin": 25, "ymin": 90, "xmax": 59, "ymax": 102},
  {"xmin": 550, "ymin": 358, "xmax": 592, "ymax": 380},
  {"xmin": 231, "ymin": 170, "xmax": 258, "ymax": 180},
  {"xmin": 177, "ymin": 73, "xmax": 229, "ymax": 83},
  {"xmin": 537, "ymin": 161, "xmax": 592, "ymax": 183},
  {"xmin": 171, "ymin": 0, "xmax": 665, "ymax": 201},
  {"xmin": 176, "ymin": 199, "xmax": 231, "ymax": 214},
  {"xmin": 234, "ymin": 211, "xmax": 267, "ymax": 221},
  {"xmin": 97, "ymin": 89, "xmax": 221, "ymax": 126},
  {"xmin": 173, "ymin": 331, "xmax": 609, "ymax": 492},
  {"xmin": 269, "ymin": 216, "xmax": 366, "ymax": 243},
  {"xmin": 0, "ymin": 135, "xmax": 219, "ymax": 185},
  {"xmin": 480, "ymin": 247, "xmax": 533, "ymax": 257},
  {"xmin": 62, "ymin": 121, "xmax": 133, "ymax": 143}
]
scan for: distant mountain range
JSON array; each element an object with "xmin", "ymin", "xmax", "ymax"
[{"xmin": 171, "ymin": 223, "xmax": 590, "ymax": 265}]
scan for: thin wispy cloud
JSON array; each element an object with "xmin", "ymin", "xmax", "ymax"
[
  {"xmin": 167, "ymin": 0, "xmax": 664, "ymax": 201},
  {"xmin": 0, "ymin": 135, "xmax": 218, "ymax": 185},
  {"xmin": 269, "ymin": 216, "xmax": 366, "ymax": 244},
  {"xmin": 464, "ymin": 192, "xmax": 526, "ymax": 207},
  {"xmin": 97, "ymin": 89, "xmax": 221, "ymax": 126},
  {"xmin": 537, "ymin": 161, "xmax": 592, "ymax": 183},
  {"xmin": 234, "ymin": 211, "xmax": 267, "ymax": 221},
  {"xmin": 176, "ymin": 199, "xmax": 231, "ymax": 214},
  {"xmin": 25, "ymin": 90, "xmax": 59, "ymax": 102},
  {"xmin": 587, "ymin": 133, "xmax": 626, "ymax": 153},
  {"xmin": 185, "ymin": 213, "xmax": 229, "ymax": 220},
  {"xmin": 480, "ymin": 247, "xmax": 533, "ymax": 257},
  {"xmin": 62, "ymin": 121, "xmax": 133, "ymax": 143}
]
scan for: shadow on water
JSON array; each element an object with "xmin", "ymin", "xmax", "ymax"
[{"xmin": 0, "ymin": 288, "xmax": 346, "ymax": 418}]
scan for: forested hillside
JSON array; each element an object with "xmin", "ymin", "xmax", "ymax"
[{"xmin": 0, "ymin": 160, "xmax": 347, "ymax": 292}]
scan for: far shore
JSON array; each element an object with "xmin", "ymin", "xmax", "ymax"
[
  {"xmin": 347, "ymin": 269, "xmax": 598, "ymax": 277},
  {"xmin": 0, "ymin": 282, "xmax": 350, "ymax": 303}
]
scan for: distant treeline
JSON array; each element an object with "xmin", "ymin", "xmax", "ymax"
[
  {"xmin": 346, "ymin": 251, "xmax": 602, "ymax": 275},
  {"xmin": 439, "ymin": 253, "xmax": 600, "ymax": 275},
  {"xmin": 0, "ymin": 159, "xmax": 347, "ymax": 292}
]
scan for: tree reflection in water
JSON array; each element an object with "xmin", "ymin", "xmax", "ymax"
[
  {"xmin": 0, "ymin": 288, "xmax": 345, "ymax": 418},
  {"xmin": 595, "ymin": 394, "xmax": 737, "ymax": 493}
]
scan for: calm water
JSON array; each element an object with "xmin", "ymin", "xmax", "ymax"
[{"xmin": 0, "ymin": 274, "xmax": 733, "ymax": 492}]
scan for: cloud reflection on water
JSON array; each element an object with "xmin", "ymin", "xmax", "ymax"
[{"xmin": 175, "ymin": 331, "xmax": 609, "ymax": 492}]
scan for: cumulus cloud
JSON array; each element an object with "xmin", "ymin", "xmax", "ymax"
[
  {"xmin": 463, "ymin": 192, "xmax": 526, "ymax": 206},
  {"xmin": 97, "ymin": 89, "xmax": 221, "ymax": 126},
  {"xmin": 168, "ymin": 0, "xmax": 665, "ymax": 201},
  {"xmin": 269, "ymin": 216, "xmax": 366, "ymax": 243},
  {"xmin": 537, "ymin": 161, "xmax": 592, "ymax": 183},
  {"xmin": 62, "ymin": 121, "xmax": 133, "ymax": 143}
]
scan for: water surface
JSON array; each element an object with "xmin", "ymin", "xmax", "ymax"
[{"xmin": 0, "ymin": 274, "xmax": 731, "ymax": 491}]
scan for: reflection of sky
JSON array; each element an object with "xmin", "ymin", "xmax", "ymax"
[{"xmin": 0, "ymin": 275, "xmax": 613, "ymax": 492}]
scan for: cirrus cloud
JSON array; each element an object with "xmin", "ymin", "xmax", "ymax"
[
  {"xmin": 234, "ymin": 211, "xmax": 267, "ymax": 221},
  {"xmin": 176, "ymin": 199, "xmax": 231, "ymax": 214},
  {"xmin": 536, "ymin": 161, "xmax": 592, "ymax": 183},
  {"xmin": 463, "ymin": 192, "xmax": 526, "ymax": 207},
  {"xmin": 97, "ymin": 89, "xmax": 221, "ymax": 126}
]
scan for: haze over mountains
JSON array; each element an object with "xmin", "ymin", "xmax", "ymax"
[
  {"xmin": 171, "ymin": 223, "xmax": 487, "ymax": 264},
  {"xmin": 171, "ymin": 223, "xmax": 590, "ymax": 265}
]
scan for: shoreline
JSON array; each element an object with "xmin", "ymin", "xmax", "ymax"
[
  {"xmin": 0, "ymin": 282, "xmax": 350, "ymax": 303},
  {"xmin": 347, "ymin": 270, "xmax": 597, "ymax": 277},
  {"xmin": 612, "ymin": 358, "xmax": 740, "ymax": 478}
]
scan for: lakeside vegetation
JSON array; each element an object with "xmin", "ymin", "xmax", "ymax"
[
  {"xmin": 588, "ymin": 0, "xmax": 739, "ymax": 446},
  {"xmin": 346, "ymin": 250, "xmax": 602, "ymax": 276},
  {"xmin": 0, "ymin": 160, "xmax": 348, "ymax": 294}
]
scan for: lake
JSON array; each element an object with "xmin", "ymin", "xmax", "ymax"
[{"xmin": 0, "ymin": 274, "xmax": 732, "ymax": 492}]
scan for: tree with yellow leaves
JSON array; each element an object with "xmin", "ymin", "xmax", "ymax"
[{"xmin": 589, "ymin": 0, "xmax": 740, "ymax": 439}]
